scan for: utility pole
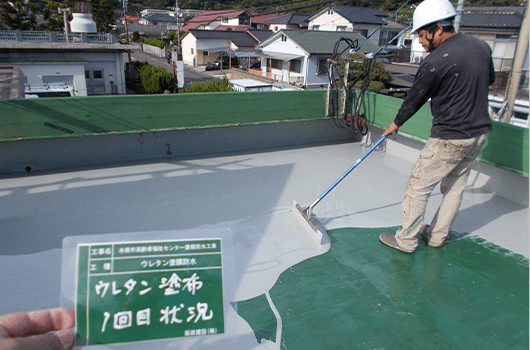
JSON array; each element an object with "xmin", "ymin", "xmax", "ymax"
[
  {"xmin": 175, "ymin": 0, "xmax": 180, "ymax": 58},
  {"xmin": 500, "ymin": 2, "xmax": 529, "ymax": 123},
  {"xmin": 454, "ymin": 0, "xmax": 465, "ymax": 33},
  {"xmin": 58, "ymin": 7, "xmax": 71, "ymax": 43},
  {"xmin": 122, "ymin": 0, "xmax": 129, "ymax": 43}
]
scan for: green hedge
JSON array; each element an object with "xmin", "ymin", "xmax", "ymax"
[{"xmin": 144, "ymin": 38, "xmax": 166, "ymax": 49}]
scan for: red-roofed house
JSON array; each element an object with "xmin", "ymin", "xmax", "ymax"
[
  {"xmin": 121, "ymin": 15, "xmax": 140, "ymax": 25},
  {"xmin": 264, "ymin": 13, "xmax": 309, "ymax": 32},
  {"xmin": 181, "ymin": 10, "xmax": 252, "ymax": 32},
  {"xmin": 251, "ymin": 13, "xmax": 283, "ymax": 30},
  {"xmin": 215, "ymin": 25, "xmax": 252, "ymax": 31}
]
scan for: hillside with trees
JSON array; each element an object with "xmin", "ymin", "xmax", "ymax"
[
  {"xmin": 0, "ymin": 0, "xmax": 524, "ymax": 31},
  {"xmin": 129, "ymin": 0, "xmax": 524, "ymax": 15}
]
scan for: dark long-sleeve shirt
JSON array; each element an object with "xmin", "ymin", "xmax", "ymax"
[{"xmin": 394, "ymin": 33, "xmax": 494, "ymax": 139}]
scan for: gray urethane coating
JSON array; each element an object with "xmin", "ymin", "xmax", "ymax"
[{"xmin": 0, "ymin": 139, "xmax": 527, "ymax": 349}]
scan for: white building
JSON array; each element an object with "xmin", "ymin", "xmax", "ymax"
[
  {"xmin": 0, "ymin": 31, "xmax": 139, "ymax": 97},
  {"xmin": 306, "ymin": 5, "xmax": 388, "ymax": 46}
]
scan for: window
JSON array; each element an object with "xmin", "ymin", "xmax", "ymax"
[
  {"xmin": 317, "ymin": 59, "xmax": 328, "ymax": 74},
  {"xmin": 203, "ymin": 51, "xmax": 209, "ymax": 56},
  {"xmin": 312, "ymin": 25, "xmax": 320, "ymax": 31},
  {"xmin": 379, "ymin": 31, "xmax": 399, "ymax": 46},
  {"xmin": 281, "ymin": 34, "xmax": 287, "ymax": 42},
  {"xmin": 191, "ymin": 48, "xmax": 194, "ymax": 54},
  {"xmin": 274, "ymin": 26, "xmax": 278, "ymax": 32},
  {"xmin": 337, "ymin": 26, "xmax": 346, "ymax": 32},
  {"xmin": 328, "ymin": 9, "xmax": 333, "ymax": 15},
  {"xmin": 353, "ymin": 29, "xmax": 368, "ymax": 37},
  {"xmin": 271, "ymin": 59, "xmax": 282, "ymax": 70},
  {"xmin": 222, "ymin": 17, "xmax": 229, "ymax": 23},
  {"xmin": 290, "ymin": 59, "xmax": 301, "ymax": 73},
  {"xmin": 84, "ymin": 69, "xmax": 105, "ymax": 95}
]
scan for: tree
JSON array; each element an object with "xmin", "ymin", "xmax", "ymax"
[
  {"xmin": 345, "ymin": 53, "xmax": 390, "ymax": 83},
  {"xmin": 131, "ymin": 30, "xmax": 142, "ymax": 42},
  {"xmin": 40, "ymin": 1, "xmax": 73, "ymax": 32},
  {"xmin": 182, "ymin": 76, "xmax": 234, "ymax": 93},
  {"xmin": 0, "ymin": 0, "xmax": 40, "ymax": 30},
  {"xmin": 137, "ymin": 63, "xmax": 176, "ymax": 94},
  {"xmin": 91, "ymin": 0, "xmax": 115, "ymax": 32}
]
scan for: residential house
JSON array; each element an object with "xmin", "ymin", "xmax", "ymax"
[
  {"xmin": 182, "ymin": 10, "xmax": 252, "ymax": 32},
  {"xmin": 121, "ymin": 15, "xmax": 140, "ymax": 26},
  {"xmin": 246, "ymin": 29, "xmax": 274, "ymax": 43},
  {"xmin": 250, "ymin": 14, "xmax": 282, "ymax": 30},
  {"xmin": 138, "ymin": 13, "xmax": 179, "ymax": 27},
  {"xmin": 126, "ymin": 11, "xmax": 185, "ymax": 38},
  {"xmin": 180, "ymin": 9, "xmax": 203, "ymax": 19},
  {"xmin": 141, "ymin": 8, "xmax": 202, "ymax": 19},
  {"xmin": 264, "ymin": 13, "xmax": 310, "ymax": 33},
  {"xmin": 140, "ymin": 9, "xmax": 173, "ymax": 17},
  {"xmin": 181, "ymin": 29, "xmax": 259, "ymax": 66},
  {"xmin": 254, "ymin": 30, "xmax": 380, "ymax": 89},
  {"xmin": 0, "ymin": 31, "xmax": 138, "ymax": 97},
  {"xmin": 460, "ymin": 6, "xmax": 527, "ymax": 72},
  {"xmin": 306, "ymin": 5, "xmax": 387, "ymax": 45},
  {"xmin": 410, "ymin": 5, "xmax": 527, "ymax": 70}
]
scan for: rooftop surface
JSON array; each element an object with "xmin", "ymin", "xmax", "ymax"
[{"xmin": 0, "ymin": 129, "xmax": 527, "ymax": 349}]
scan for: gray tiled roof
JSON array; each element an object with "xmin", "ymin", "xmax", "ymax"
[
  {"xmin": 246, "ymin": 29, "xmax": 274, "ymax": 43},
  {"xmin": 189, "ymin": 29, "xmax": 258, "ymax": 47},
  {"xmin": 141, "ymin": 13, "xmax": 179, "ymax": 23},
  {"xmin": 460, "ymin": 6, "xmax": 524, "ymax": 28},
  {"xmin": 275, "ymin": 30, "xmax": 381, "ymax": 55},
  {"xmin": 264, "ymin": 13, "xmax": 310, "ymax": 26},
  {"xmin": 461, "ymin": 13, "xmax": 522, "ymax": 28}
]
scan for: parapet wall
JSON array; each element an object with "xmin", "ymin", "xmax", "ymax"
[{"xmin": 0, "ymin": 90, "xmax": 527, "ymax": 178}]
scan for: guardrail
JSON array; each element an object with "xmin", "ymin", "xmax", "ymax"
[{"xmin": 0, "ymin": 30, "xmax": 116, "ymax": 43}]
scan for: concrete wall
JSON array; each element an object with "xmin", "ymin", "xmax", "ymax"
[
  {"xmin": 142, "ymin": 43, "xmax": 167, "ymax": 58},
  {"xmin": 0, "ymin": 90, "xmax": 527, "ymax": 177},
  {"xmin": 0, "ymin": 120, "xmax": 357, "ymax": 174}
]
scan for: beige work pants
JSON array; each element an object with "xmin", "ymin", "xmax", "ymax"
[{"xmin": 396, "ymin": 134, "xmax": 488, "ymax": 251}]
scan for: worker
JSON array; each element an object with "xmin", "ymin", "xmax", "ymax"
[{"xmin": 379, "ymin": 0, "xmax": 495, "ymax": 253}]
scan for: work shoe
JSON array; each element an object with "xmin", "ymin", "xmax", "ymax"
[
  {"xmin": 421, "ymin": 225, "xmax": 444, "ymax": 247},
  {"xmin": 420, "ymin": 225, "xmax": 431, "ymax": 240},
  {"xmin": 379, "ymin": 232, "xmax": 415, "ymax": 254}
]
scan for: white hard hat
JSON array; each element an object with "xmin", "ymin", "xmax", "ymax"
[{"xmin": 411, "ymin": 0, "xmax": 457, "ymax": 34}]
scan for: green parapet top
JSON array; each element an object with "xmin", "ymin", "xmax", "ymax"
[
  {"xmin": 0, "ymin": 90, "xmax": 527, "ymax": 176},
  {"xmin": 0, "ymin": 90, "xmax": 327, "ymax": 142}
]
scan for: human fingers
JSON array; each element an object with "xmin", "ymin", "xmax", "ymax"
[
  {"xmin": 0, "ymin": 329, "xmax": 75, "ymax": 350},
  {"xmin": 0, "ymin": 308, "xmax": 75, "ymax": 338},
  {"xmin": 382, "ymin": 122, "xmax": 399, "ymax": 136}
]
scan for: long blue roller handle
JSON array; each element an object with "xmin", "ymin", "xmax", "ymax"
[{"xmin": 306, "ymin": 135, "xmax": 388, "ymax": 218}]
